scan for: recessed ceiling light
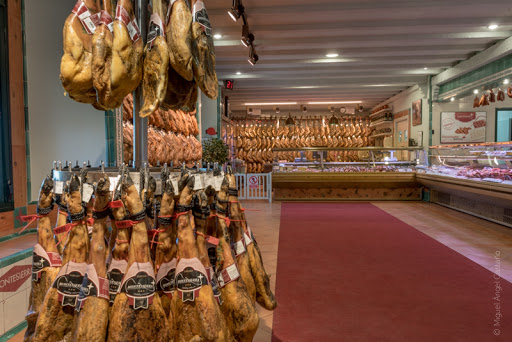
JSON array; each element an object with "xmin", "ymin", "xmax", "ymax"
[
  {"xmin": 308, "ymin": 101, "xmax": 362, "ymax": 104},
  {"xmin": 244, "ymin": 102, "xmax": 298, "ymax": 106},
  {"xmin": 236, "ymin": 71, "xmax": 241, "ymax": 75},
  {"xmin": 474, "ymin": 89, "xmax": 479, "ymax": 94},
  {"xmin": 504, "ymin": 79, "xmax": 509, "ymax": 85},
  {"xmin": 450, "ymin": 97, "xmax": 455, "ymax": 102},
  {"xmin": 488, "ymin": 24, "xmax": 499, "ymax": 30},
  {"xmin": 214, "ymin": 34, "xmax": 223, "ymax": 39},
  {"xmin": 326, "ymin": 53, "xmax": 339, "ymax": 58},
  {"xmin": 424, "ymin": 67, "xmax": 428, "ymax": 70}
]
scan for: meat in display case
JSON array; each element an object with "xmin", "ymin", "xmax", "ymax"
[
  {"xmin": 419, "ymin": 142, "xmax": 512, "ymax": 184},
  {"xmin": 272, "ymin": 147, "xmax": 426, "ymax": 172}
]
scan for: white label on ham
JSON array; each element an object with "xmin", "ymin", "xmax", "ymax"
[
  {"xmin": 217, "ymin": 263, "xmax": 240, "ymax": 288},
  {"xmin": 82, "ymin": 183, "xmax": 94, "ymax": 203},
  {"xmin": 107, "ymin": 259, "xmax": 128, "ymax": 303},
  {"xmin": 232, "ymin": 239, "xmax": 246, "ymax": 257},
  {"xmin": 171, "ymin": 176, "xmax": 179, "ymax": 195},
  {"xmin": 175, "ymin": 258, "xmax": 208, "ymax": 302},
  {"xmin": 203, "ymin": 175, "xmax": 213, "ymax": 188},
  {"xmin": 115, "ymin": 3, "xmax": 140, "ymax": 42},
  {"xmin": 109, "ymin": 176, "xmax": 121, "ymax": 192},
  {"xmin": 32, "ymin": 244, "xmax": 62, "ymax": 281},
  {"xmin": 99, "ymin": 10, "xmax": 114, "ymax": 32},
  {"xmin": 156, "ymin": 258, "xmax": 177, "ymax": 298},
  {"xmin": 52, "ymin": 261, "xmax": 88, "ymax": 307},
  {"xmin": 155, "ymin": 179, "xmax": 162, "ymax": 196},
  {"xmin": 72, "ymin": 1, "xmax": 100, "ymax": 34},
  {"xmin": 76, "ymin": 263, "xmax": 109, "ymax": 311},
  {"xmin": 132, "ymin": 176, "xmax": 140, "ymax": 194},
  {"xmin": 120, "ymin": 262, "xmax": 156, "ymax": 310},
  {"xmin": 193, "ymin": 174, "xmax": 204, "ymax": 190},
  {"xmin": 54, "ymin": 181, "xmax": 64, "ymax": 195},
  {"xmin": 213, "ymin": 176, "xmax": 223, "ymax": 191},
  {"xmin": 244, "ymin": 226, "xmax": 253, "ymax": 246}
]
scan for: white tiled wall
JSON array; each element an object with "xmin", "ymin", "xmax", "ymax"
[{"xmin": 0, "ymin": 256, "xmax": 32, "ymax": 336}]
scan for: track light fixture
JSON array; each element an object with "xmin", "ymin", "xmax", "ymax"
[
  {"xmin": 228, "ymin": 0, "xmax": 244, "ymax": 22},
  {"xmin": 248, "ymin": 44, "xmax": 259, "ymax": 65},
  {"xmin": 285, "ymin": 113, "xmax": 295, "ymax": 126},
  {"xmin": 274, "ymin": 106, "xmax": 280, "ymax": 114},
  {"xmin": 241, "ymin": 24, "xmax": 255, "ymax": 47}
]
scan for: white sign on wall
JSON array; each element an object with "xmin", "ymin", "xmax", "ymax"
[{"xmin": 440, "ymin": 112, "xmax": 487, "ymax": 144}]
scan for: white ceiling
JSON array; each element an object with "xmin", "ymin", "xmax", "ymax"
[{"xmin": 207, "ymin": 0, "xmax": 512, "ymax": 113}]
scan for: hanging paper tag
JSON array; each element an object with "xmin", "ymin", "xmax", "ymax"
[
  {"xmin": 156, "ymin": 258, "xmax": 177, "ymax": 299},
  {"xmin": 193, "ymin": 174, "xmax": 204, "ymax": 190},
  {"xmin": 116, "ymin": 220, "xmax": 139, "ymax": 229},
  {"xmin": 72, "ymin": 0, "xmax": 100, "ymax": 34},
  {"xmin": 244, "ymin": 226, "xmax": 253, "ymax": 246},
  {"xmin": 192, "ymin": 0, "xmax": 211, "ymax": 36},
  {"xmin": 175, "ymin": 258, "xmax": 208, "ymax": 302},
  {"xmin": 53, "ymin": 223, "xmax": 74, "ymax": 235},
  {"xmin": 217, "ymin": 263, "xmax": 240, "ymax": 288},
  {"xmin": 54, "ymin": 181, "xmax": 64, "ymax": 195},
  {"xmin": 109, "ymin": 200, "xmax": 124, "ymax": 208},
  {"xmin": 32, "ymin": 244, "xmax": 62, "ymax": 281},
  {"xmin": 52, "ymin": 261, "xmax": 88, "ymax": 307},
  {"xmin": 107, "ymin": 259, "xmax": 128, "ymax": 303},
  {"xmin": 214, "ymin": 176, "xmax": 224, "ymax": 191},
  {"xmin": 82, "ymin": 183, "xmax": 94, "ymax": 203},
  {"xmin": 203, "ymin": 175, "xmax": 213, "ymax": 189},
  {"xmin": 171, "ymin": 176, "xmax": 179, "ymax": 195},
  {"xmin": 76, "ymin": 264, "xmax": 109, "ymax": 311},
  {"xmin": 147, "ymin": 13, "xmax": 165, "ymax": 49},
  {"xmin": 120, "ymin": 262, "xmax": 156, "ymax": 309},
  {"xmin": 109, "ymin": 176, "xmax": 121, "ymax": 192},
  {"xmin": 232, "ymin": 239, "xmax": 246, "ymax": 257},
  {"xmin": 155, "ymin": 179, "xmax": 162, "ymax": 196},
  {"xmin": 99, "ymin": 10, "xmax": 114, "ymax": 32}
]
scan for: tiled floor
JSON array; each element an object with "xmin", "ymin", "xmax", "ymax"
[{"xmin": 3, "ymin": 200, "xmax": 512, "ymax": 342}]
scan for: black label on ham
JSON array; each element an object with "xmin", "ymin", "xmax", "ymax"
[
  {"xmin": 120, "ymin": 271, "xmax": 156, "ymax": 310},
  {"xmin": 76, "ymin": 274, "xmax": 98, "ymax": 311},
  {"xmin": 176, "ymin": 267, "xmax": 208, "ymax": 302},
  {"xmin": 108, "ymin": 268, "xmax": 124, "ymax": 303},
  {"xmin": 32, "ymin": 253, "xmax": 50, "ymax": 281},
  {"xmin": 193, "ymin": 1, "xmax": 211, "ymax": 36},
  {"xmin": 210, "ymin": 272, "xmax": 222, "ymax": 305},
  {"xmin": 53, "ymin": 271, "xmax": 84, "ymax": 307},
  {"xmin": 157, "ymin": 268, "xmax": 175, "ymax": 293}
]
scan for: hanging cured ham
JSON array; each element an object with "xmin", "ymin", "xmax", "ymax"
[
  {"xmin": 214, "ymin": 177, "xmax": 259, "ymax": 341},
  {"xmin": 33, "ymin": 175, "xmax": 90, "ymax": 342},
  {"xmin": 226, "ymin": 170, "xmax": 277, "ymax": 310},
  {"xmin": 140, "ymin": 0, "xmax": 169, "ymax": 117},
  {"xmin": 25, "ymin": 176, "xmax": 62, "ymax": 341},
  {"xmin": 60, "ymin": 0, "xmax": 102, "ymax": 105},
  {"xmin": 167, "ymin": 0, "xmax": 194, "ymax": 81},
  {"xmin": 107, "ymin": 171, "xmax": 170, "ymax": 341},
  {"xmin": 73, "ymin": 177, "xmax": 111, "ymax": 341},
  {"xmin": 169, "ymin": 173, "xmax": 230, "ymax": 341},
  {"xmin": 191, "ymin": 0, "xmax": 218, "ymax": 99}
]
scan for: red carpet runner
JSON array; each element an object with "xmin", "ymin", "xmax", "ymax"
[{"xmin": 272, "ymin": 203, "xmax": 512, "ymax": 341}]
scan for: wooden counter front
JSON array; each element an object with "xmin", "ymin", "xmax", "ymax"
[{"xmin": 272, "ymin": 172, "xmax": 421, "ymax": 201}]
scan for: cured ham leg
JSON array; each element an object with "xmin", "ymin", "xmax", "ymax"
[
  {"xmin": 214, "ymin": 177, "xmax": 259, "ymax": 341},
  {"xmin": 73, "ymin": 177, "xmax": 111, "ymax": 341},
  {"xmin": 226, "ymin": 171, "xmax": 277, "ymax": 311},
  {"xmin": 110, "ymin": 0, "xmax": 143, "ymax": 103},
  {"xmin": 25, "ymin": 176, "xmax": 62, "ymax": 342},
  {"xmin": 191, "ymin": 0, "xmax": 218, "ymax": 99},
  {"xmin": 54, "ymin": 183, "xmax": 69, "ymax": 256},
  {"xmin": 154, "ymin": 176, "xmax": 176, "ymax": 318},
  {"xmin": 140, "ymin": 0, "xmax": 169, "ymax": 117},
  {"xmin": 170, "ymin": 174, "xmax": 230, "ymax": 341},
  {"xmin": 107, "ymin": 172, "xmax": 170, "ymax": 342},
  {"xmin": 60, "ymin": 0, "xmax": 101, "ymax": 104},
  {"xmin": 167, "ymin": 0, "xmax": 194, "ymax": 81},
  {"xmin": 33, "ymin": 175, "xmax": 90, "ymax": 342}
]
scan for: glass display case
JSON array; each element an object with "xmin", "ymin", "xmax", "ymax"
[
  {"xmin": 272, "ymin": 147, "xmax": 426, "ymax": 173},
  {"xmin": 419, "ymin": 142, "xmax": 512, "ymax": 184}
]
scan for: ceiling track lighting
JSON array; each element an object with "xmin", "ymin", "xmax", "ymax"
[
  {"xmin": 228, "ymin": 0, "xmax": 244, "ymax": 22},
  {"xmin": 241, "ymin": 24, "xmax": 254, "ymax": 47},
  {"xmin": 248, "ymin": 44, "xmax": 259, "ymax": 65}
]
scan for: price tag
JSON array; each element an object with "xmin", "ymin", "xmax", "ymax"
[
  {"xmin": 155, "ymin": 179, "xmax": 162, "ymax": 196},
  {"xmin": 171, "ymin": 177, "xmax": 179, "ymax": 195},
  {"xmin": 193, "ymin": 174, "xmax": 204, "ymax": 190},
  {"xmin": 54, "ymin": 181, "xmax": 64, "ymax": 195},
  {"xmin": 214, "ymin": 176, "xmax": 224, "ymax": 191},
  {"xmin": 109, "ymin": 176, "xmax": 121, "ymax": 192},
  {"xmin": 82, "ymin": 183, "xmax": 94, "ymax": 203}
]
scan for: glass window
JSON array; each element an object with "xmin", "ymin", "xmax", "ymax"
[{"xmin": 496, "ymin": 109, "xmax": 512, "ymax": 142}]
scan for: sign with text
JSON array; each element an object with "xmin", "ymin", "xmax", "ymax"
[
  {"xmin": 248, "ymin": 176, "xmax": 259, "ymax": 189},
  {"xmin": 441, "ymin": 112, "xmax": 487, "ymax": 144},
  {"xmin": 0, "ymin": 265, "xmax": 31, "ymax": 292}
]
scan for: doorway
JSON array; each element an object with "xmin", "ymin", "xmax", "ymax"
[{"xmin": 394, "ymin": 116, "xmax": 409, "ymax": 161}]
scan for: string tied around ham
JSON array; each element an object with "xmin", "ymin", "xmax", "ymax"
[
  {"xmin": 148, "ymin": 229, "xmax": 165, "ymax": 248},
  {"xmin": 53, "ymin": 217, "xmax": 93, "ymax": 247},
  {"xmin": 18, "ymin": 204, "xmax": 54, "ymax": 234}
]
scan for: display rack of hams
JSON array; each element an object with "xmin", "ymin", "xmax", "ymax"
[
  {"xmin": 25, "ymin": 166, "xmax": 276, "ymax": 341},
  {"xmin": 60, "ymin": 0, "xmax": 218, "ymax": 118},
  {"xmin": 122, "ymin": 94, "xmax": 201, "ymax": 166},
  {"xmin": 235, "ymin": 116, "xmax": 375, "ymax": 172}
]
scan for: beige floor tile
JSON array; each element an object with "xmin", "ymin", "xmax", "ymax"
[{"xmin": 253, "ymin": 327, "xmax": 272, "ymax": 342}]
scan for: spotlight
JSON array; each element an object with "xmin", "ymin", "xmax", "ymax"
[
  {"xmin": 228, "ymin": 0, "xmax": 244, "ymax": 22},
  {"xmin": 241, "ymin": 24, "xmax": 254, "ymax": 47},
  {"xmin": 450, "ymin": 97, "xmax": 455, "ymax": 102},
  {"xmin": 248, "ymin": 45, "xmax": 259, "ymax": 65},
  {"xmin": 302, "ymin": 106, "xmax": 307, "ymax": 113},
  {"xmin": 285, "ymin": 113, "xmax": 295, "ymax": 126},
  {"xmin": 274, "ymin": 106, "xmax": 280, "ymax": 114},
  {"xmin": 213, "ymin": 34, "xmax": 223, "ymax": 39},
  {"xmin": 488, "ymin": 24, "xmax": 498, "ymax": 30}
]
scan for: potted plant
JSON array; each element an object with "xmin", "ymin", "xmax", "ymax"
[{"xmin": 202, "ymin": 138, "xmax": 229, "ymax": 166}]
